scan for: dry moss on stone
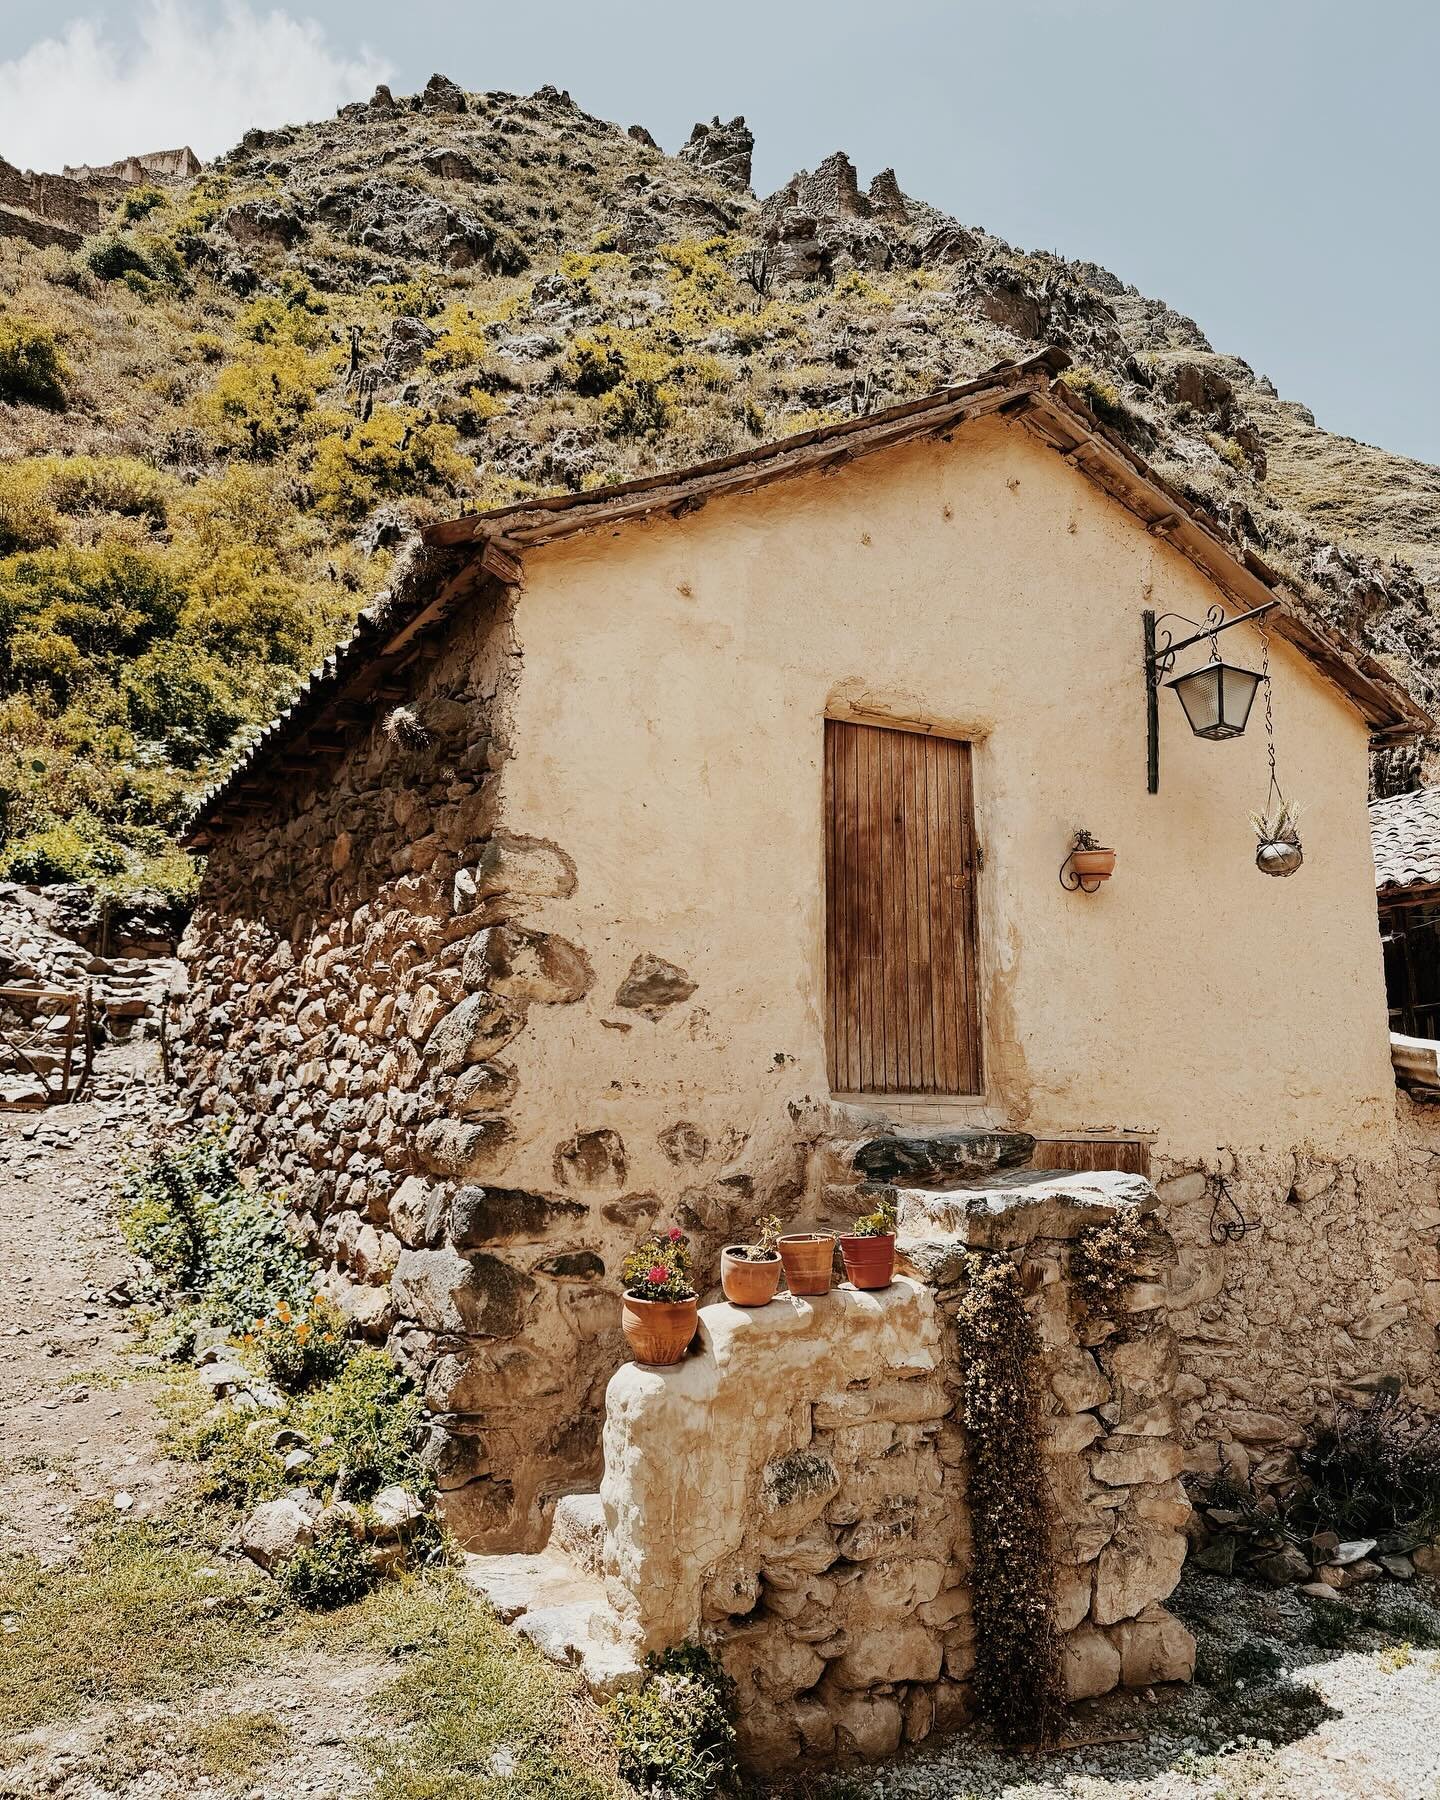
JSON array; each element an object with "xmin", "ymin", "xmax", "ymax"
[
  {"xmin": 952, "ymin": 1250, "xmax": 1063, "ymax": 1744},
  {"xmin": 1070, "ymin": 1208, "xmax": 1150, "ymax": 1322}
]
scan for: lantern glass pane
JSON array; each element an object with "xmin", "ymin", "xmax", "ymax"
[
  {"xmin": 1170, "ymin": 662, "xmax": 1222, "ymax": 736},
  {"xmin": 1219, "ymin": 665, "xmax": 1262, "ymax": 735}
]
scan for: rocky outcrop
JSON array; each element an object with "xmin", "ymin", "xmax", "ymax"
[{"xmin": 677, "ymin": 115, "xmax": 754, "ymax": 190}]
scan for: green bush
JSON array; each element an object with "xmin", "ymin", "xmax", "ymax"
[
  {"xmin": 185, "ymin": 1347, "xmax": 430, "ymax": 1508},
  {"xmin": 0, "ymin": 811, "xmax": 124, "ymax": 883},
  {"xmin": 277, "ymin": 1522, "xmax": 377, "ymax": 1610},
  {"xmin": 118, "ymin": 1126, "xmax": 314, "ymax": 1326},
  {"xmin": 606, "ymin": 1644, "xmax": 739, "ymax": 1800},
  {"xmin": 292, "ymin": 1349, "xmax": 429, "ymax": 1500},
  {"xmin": 0, "ymin": 316, "xmax": 69, "ymax": 410},
  {"xmin": 85, "ymin": 235, "xmax": 155, "ymax": 283},
  {"xmin": 0, "ymin": 541, "xmax": 188, "ymax": 703},
  {"xmin": 120, "ymin": 639, "xmax": 248, "ymax": 767},
  {"xmin": 244, "ymin": 1295, "xmax": 351, "ymax": 1392},
  {"xmin": 310, "ymin": 407, "xmax": 469, "ymax": 520},
  {"xmin": 1289, "ymin": 1390, "xmax": 1440, "ymax": 1542},
  {"xmin": 120, "ymin": 186, "xmax": 166, "ymax": 223}
]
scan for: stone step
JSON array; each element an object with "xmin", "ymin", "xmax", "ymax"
[
  {"xmin": 548, "ymin": 1491, "xmax": 605, "ymax": 1578},
  {"xmin": 849, "ymin": 1126, "xmax": 1036, "ymax": 1186},
  {"xmin": 459, "ymin": 1550, "xmax": 639, "ymax": 1695}
]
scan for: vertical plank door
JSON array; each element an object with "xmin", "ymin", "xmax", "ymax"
[{"xmin": 824, "ymin": 719, "xmax": 981, "ymax": 1095}]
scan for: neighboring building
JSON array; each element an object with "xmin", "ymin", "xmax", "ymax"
[
  {"xmin": 1371, "ymin": 785, "xmax": 1440, "ymax": 1089},
  {"xmin": 175, "ymin": 350, "xmax": 1440, "ymax": 1551}
]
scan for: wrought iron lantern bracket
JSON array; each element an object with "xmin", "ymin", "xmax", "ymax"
[{"xmin": 1143, "ymin": 600, "xmax": 1279, "ymax": 793}]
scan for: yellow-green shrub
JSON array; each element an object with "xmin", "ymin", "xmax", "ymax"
[
  {"xmin": 201, "ymin": 345, "xmax": 331, "ymax": 456},
  {"xmin": 0, "ymin": 464, "xmax": 62, "ymax": 554},
  {"xmin": 0, "ymin": 315, "xmax": 69, "ymax": 410},
  {"xmin": 0, "ymin": 542, "xmax": 187, "ymax": 703},
  {"xmin": 237, "ymin": 277, "xmax": 330, "ymax": 349},
  {"xmin": 41, "ymin": 455, "xmax": 173, "ymax": 526},
  {"xmin": 309, "ymin": 407, "xmax": 470, "ymax": 519}
]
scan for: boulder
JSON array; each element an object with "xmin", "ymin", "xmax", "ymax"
[
  {"xmin": 420, "ymin": 73, "xmax": 467, "ymax": 113},
  {"xmin": 852, "ymin": 1127, "xmax": 1034, "ymax": 1186},
  {"xmin": 1108, "ymin": 1604, "xmax": 1196, "ymax": 1685},
  {"xmin": 370, "ymin": 1484, "xmax": 427, "ymax": 1539},
  {"xmin": 1062, "ymin": 1624, "xmax": 1121, "ymax": 1701},
  {"xmin": 463, "ymin": 925, "xmax": 592, "ymax": 1004},
  {"xmin": 676, "ymin": 115, "xmax": 753, "ymax": 190},
  {"xmin": 239, "ymin": 1496, "xmax": 316, "ymax": 1570},
  {"xmin": 448, "ymin": 1184, "xmax": 586, "ymax": 1247},
  {"xmin": 415, "ymin": 1116, "xmax": 515, "ymax": 1178},
  {"xmin": 1092, "ymin": 1521, "xmax": 1187, "ymax": 1624},
  {"xmin": 423, "ymin": 992, "xmax": 525, "ymax": 1072}
]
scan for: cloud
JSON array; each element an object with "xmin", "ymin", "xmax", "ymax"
[{"xmin": 0, "ymin": 1, "xmax": 391, "ymax": 171}]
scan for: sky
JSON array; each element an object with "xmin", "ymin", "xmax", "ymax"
[{"xmin": 0, "ymin": 0, "xmax": 1436, "ymax": 466}]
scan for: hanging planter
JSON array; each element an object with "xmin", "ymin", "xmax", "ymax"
[
  {"xmin": 1251, "ymin": 619, "xmax": 1304, "ymax": 879},
  {"xmin": 1253, "ymin": 800, "xmax": 1303, "ymax": 878}
]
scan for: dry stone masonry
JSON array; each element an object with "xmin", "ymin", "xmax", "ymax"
[{"xmin": 462, "ymin": 1170, "xmax": 1193, "ymax": 1767}]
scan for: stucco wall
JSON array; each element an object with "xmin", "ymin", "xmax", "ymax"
[{"xmin": 496, "ymin": 415, "xmax": 1395, "ymax": 1176}]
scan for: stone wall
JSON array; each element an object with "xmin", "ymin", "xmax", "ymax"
[
  {"xmin": 175, "ymin": 564, "xmax": 826, "ymax": 1551},
  {"xmin": 591, "ymin": 1173, "xmax": 1193, "ymax": 1766},
  {"xmin": 0, "ymin": 158, "xmax": 101, "ymax": 242},
  {"xmin": 1153, "ymin": 1121, "xmax": 1440, "ymax": 1484}
]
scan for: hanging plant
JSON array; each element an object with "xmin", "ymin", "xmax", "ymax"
[
  {"xmin": 1252, "ymin": 798, "xmax": 1303, "ymax": 878},
  {"xmin": 1252, "ymin": 619, "xmax": 1304, "ymax": 878},
  {"xmin": 952, "ymin": 1252, "xmax": 1063, "ymax": 1744}
]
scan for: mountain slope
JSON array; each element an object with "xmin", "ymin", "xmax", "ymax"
[{"xmin": 1, "ymin": 74, "xmax": 1436, "ymax": 892}]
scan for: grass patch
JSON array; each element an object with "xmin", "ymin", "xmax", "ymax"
[
  {"xmin": 0, "ymin": 1509, "xmax": 273, "ymax": 1736},
  {"xmin": 335, "ymin": 1574, "xmax": 628, "ymax": 1800},
  {"xmin": 178, "ymin": 1709, "xmax": 293, "ymax": 1779}
]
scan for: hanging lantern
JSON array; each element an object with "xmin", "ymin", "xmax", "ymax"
[{"xmin": 1165, "ymin": 657, "xmax": 1263, "ymax": 741}]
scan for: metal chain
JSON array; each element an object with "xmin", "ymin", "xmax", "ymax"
[{"xmin": 1259, "ymin": 615, "xmax": 1281, "ymax": 809}]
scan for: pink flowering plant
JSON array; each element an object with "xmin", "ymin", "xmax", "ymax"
[{"xmin": 621, "ymin": 1227, "xmax": 697, "ymax": 1302}]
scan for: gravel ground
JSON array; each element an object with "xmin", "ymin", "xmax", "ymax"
[{"xmin": 848, "ymin": 1573, "xmax": 1440, "ymax": 1800}]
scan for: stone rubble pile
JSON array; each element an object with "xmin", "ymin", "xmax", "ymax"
[
  {"xmin": 1188, "ymin": 1487, "xmax": 1440, "ymax": 1592},
  {"xmin": 0, "ymin": 884, "xmax": 185, "ymax": 1105}
]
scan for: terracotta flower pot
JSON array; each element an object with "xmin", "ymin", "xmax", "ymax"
[
  {"xmin": 1071, "ymin": 847, "xmax": 1116, "ymax": 881},
  {"xmin": 621, "ymin": 1293, "xmax": 698, "ymax": 1365},
  {"xmin": 839, "ymin": 1232, "xmax": 896, "ymax": 1290},
  {"xmin": 721, "ymin": 1247, "xmax": 782, "ymax": 1306},
  {"xmin": 777, "ymin": 1233, "xmax": 837, "ymax": 1297}
]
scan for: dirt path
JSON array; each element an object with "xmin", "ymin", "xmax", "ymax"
[
  {"xmin": 0, "ymin": 1043, "xmax": 172, "ymax": 1562},
  {"xmin": 0, "ymin": 1047, "xmax": 388, "ymax": 1798}
]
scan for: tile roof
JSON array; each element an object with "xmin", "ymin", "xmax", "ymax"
[
  {"xmin": 183, "ymin": 352, "xmax": 1431, "ymax": 846},
  {"xmin": 1370, "ymin": 787, "xmax": 1440, "ymax": 895}
]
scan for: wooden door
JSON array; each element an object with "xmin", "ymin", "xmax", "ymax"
[{"xmin": 824, "ymin": 719, "xmax": 981, "ymax": 1095}]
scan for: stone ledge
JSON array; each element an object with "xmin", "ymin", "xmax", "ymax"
[{"xmin": 898, "ymin": 1170, "xmax": 1154, "ymax": 1268}]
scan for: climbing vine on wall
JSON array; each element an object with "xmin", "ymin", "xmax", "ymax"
[
  {"xmin": 952, "ymin": 1251, "xmax": 1063, "ymax": 1744},
  {"xmin": 1070, "ymin": 1208, "xmax": 1149, "ymax": 1322}
]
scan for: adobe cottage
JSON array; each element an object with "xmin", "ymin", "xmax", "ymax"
[{"xmin": 176, "ymin": 350, "xmax": 1440, "ymax": 1572}]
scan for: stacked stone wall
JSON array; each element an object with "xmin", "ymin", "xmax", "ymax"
[
  {"xmin": 595, "ymin": 1174, "xmax": 1193, "ymax": 1766},
  {"xmin": 176, "ymin": 576, "xmax": 841, "ymax": 1551},
  {"xmin": 0, "ymin": 158, "xmax": 101, "ymax": 241},
  {"xmin": 1152, "ymin": 1124, "xmax": 1440, "ymax": 1484}
]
